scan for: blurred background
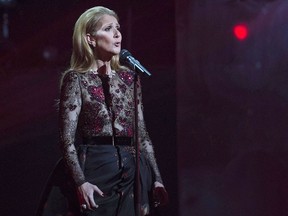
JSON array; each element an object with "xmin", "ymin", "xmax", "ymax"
[{"xmin": 2, "ymin": 0, "xmax": 288, "ymax": 215}]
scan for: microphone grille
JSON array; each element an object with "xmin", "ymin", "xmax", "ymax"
[{"xmin": 119, "ymin": 49, "xmax": 131, "ymax": 64}]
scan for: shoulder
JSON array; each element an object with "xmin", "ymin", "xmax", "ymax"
[
  {"xmin": 59, "ymin": 70, "xmax": 84, "ymax": 93},
  {"xmin": 117, "ymin": 70, "xmax": 135, "ymax": 86},
  {"xmin": 60, "ymin": 70, "xmax": 85, "ymax": 87},
  {"xmin": 62, "ymin": 70, "xmax": 80, "ymax": 82}
]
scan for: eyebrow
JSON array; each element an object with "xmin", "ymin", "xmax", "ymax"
[{"xmin": 103, "ymin": 22, "xmax": 120, "ymax": 26}]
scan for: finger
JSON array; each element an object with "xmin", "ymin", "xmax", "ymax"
[
  {"xmin": 88, "ymin": 195, "xmax": 99, "ymax": 209},
  {"xmin": 160, "ymin": 189, "xmax": 169, "ymax": 206},
  {"xmin": 93, "ymin": 185, "xmax": 104, "ymax": 197},
  {"xmin": 153, "ymin": 187, "xmax": 161, "ymax": 200},
  {"xmin": 153, "ymin": 187, "xmax": 169, "ymax": 206},
  {"xmin": 83, "ymin": 195, "xmax": 92, "ymax": 210},
  {"xmin": 86, "ymin": 185, "xmax": 102, "ymax": 209}
]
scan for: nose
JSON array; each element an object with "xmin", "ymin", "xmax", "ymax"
[{"xmin": 114, "ymin": 28, "xmax": 121, "ymax": 38}]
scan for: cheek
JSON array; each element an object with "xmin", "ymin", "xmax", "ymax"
[{"xmin": 95, "ymin": 34, "xmax": 112, "ymax": 47}]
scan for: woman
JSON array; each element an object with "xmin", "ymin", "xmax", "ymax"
[{"xmin": 51, "ymin": 6, "xmax": 168, "ymax": 216}]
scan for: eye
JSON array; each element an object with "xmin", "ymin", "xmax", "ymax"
[{"xmin": 104, "ymin": 26, "xmax": 112, "ymax": 31}]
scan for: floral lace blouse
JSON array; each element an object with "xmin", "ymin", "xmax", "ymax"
[{"xmin": 59, "ymin": 69, "xmax": 162, "ymax": 186}]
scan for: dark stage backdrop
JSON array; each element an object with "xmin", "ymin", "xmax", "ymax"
[
  {"xmin": 0, "ymin": 1, "xmax": 176, "ymax": 216},
  {"xmin": 5, "ymin": 0, "xmax": 288, "ymax": 215},
  {"xmin": 177, "ymin": 0, "xmax": 288, "ymax": 215}
]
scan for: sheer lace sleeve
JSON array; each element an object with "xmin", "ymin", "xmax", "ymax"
[
  {"xmin": 59, "ymin": 71, "xmax": 86, "ymax": 186},
  {"xmin": 137, "ymin": 78, "xmax": 163, "ymax": 184}
]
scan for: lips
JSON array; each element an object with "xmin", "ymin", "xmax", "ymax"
[{"xmin": 114, "ymin": 42, "xmax": 121, "ymax": 47}]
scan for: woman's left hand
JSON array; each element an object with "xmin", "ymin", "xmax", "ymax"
[{"xmin": 153, "ymin": 181, "xmax": 169, "ymax": 207}]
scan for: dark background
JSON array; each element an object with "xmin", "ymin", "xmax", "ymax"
[
  {"xmin": 177, "ymin": 0, "xmax": 288, "ymax": 215},
  {"xmin": 2, "ymin": 0, "xmax": 288, "ymax": 216}
]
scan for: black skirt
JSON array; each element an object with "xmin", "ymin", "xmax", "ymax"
[{"xmin": 36, "ymin": 145, "xmax": 153, "ymax": 216}]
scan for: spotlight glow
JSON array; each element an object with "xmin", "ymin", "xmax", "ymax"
[{"xmin": 233, "ymin": 24, "xmax": 248, "ymax": 41}]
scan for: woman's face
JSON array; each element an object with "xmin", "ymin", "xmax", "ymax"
[{"xmin": 92, "ymin": 14, "xmax": 122, "ymax": 60}]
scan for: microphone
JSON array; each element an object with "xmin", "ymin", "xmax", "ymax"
[{"xmin": 119, "ymin": 49, "xmax": 152, "ymax": 76}]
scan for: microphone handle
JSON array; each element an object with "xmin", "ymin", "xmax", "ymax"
[{"xmin": 127, "ymin": 56, "xmax": 152, "ymax": 76}]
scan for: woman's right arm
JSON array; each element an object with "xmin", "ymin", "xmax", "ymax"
[
  {"xmin": 59, "ymin": 71, "xmax": 85, "ymax": 186},
  {"xmin": 59, "ymin": 71, "xmax": 103, "ymax": 209}
]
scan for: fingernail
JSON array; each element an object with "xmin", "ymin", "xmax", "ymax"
[{"xmin": 93, "ymin": 205, "xmax": 99, "ymax": 210}]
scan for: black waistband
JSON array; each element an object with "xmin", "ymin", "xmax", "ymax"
[{"xmin": 83, "ymin": 136, "xmax": 133, "ymax": 146}]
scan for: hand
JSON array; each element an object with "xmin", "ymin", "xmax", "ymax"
[
  {"xmin": 77, "ymin": 182, "xmax": 104, "ymax": 211},
  {"xmin": 153, "ymin": 181, "xmax": 169, "ymax": 207}
]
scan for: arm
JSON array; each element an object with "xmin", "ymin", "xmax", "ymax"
[
  {"xmin": 59, "ymin": 71, "xmax": 85, "ymax": 186},
  {"xmin": 136, "ymin": 78, "xmax": 163, "ymax": 184},
  {"xmin": 59, "ymin": 71, "xmax": 103, "ymax": 210},
  {"xmin": 136, "ymin": 78, "xmax": 169, "ymax": 206}
]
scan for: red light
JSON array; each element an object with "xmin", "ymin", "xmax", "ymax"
[{"xmin": 233, "ymin": 24, "xmax": 248, "ymax": 41}]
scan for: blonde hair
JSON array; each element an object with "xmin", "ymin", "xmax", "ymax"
[{"xmin": 69, "ymin": 6, "xmax": 124, "ymax": 72}]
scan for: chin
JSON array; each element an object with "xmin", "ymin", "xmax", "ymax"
[
  {"xmin": 114, "ymin": 49, "xmax": 121, "ymax": 55},
  {"xmin": 114, "ymin": 46, "xmax": 121, "ymax": 52},
  {"xmin": 103, "ymin": 48, "xmax": 120, "ymax": 59}
]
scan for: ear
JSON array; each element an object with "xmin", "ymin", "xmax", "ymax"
[{"xmin": 86, "ymin": 33, "xmax": 96, "ymax": 47}]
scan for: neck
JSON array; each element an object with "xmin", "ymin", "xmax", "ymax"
[{"xmin": 92, "ymin": 60, "xmax": 112, "ymax": 76}]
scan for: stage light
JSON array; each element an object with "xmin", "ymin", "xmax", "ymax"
[{"xmin": 233, "ymin": 24, "xmax": 248, "ymax": 41}]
